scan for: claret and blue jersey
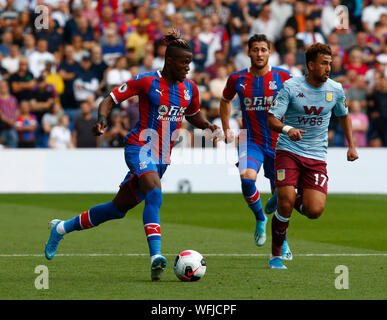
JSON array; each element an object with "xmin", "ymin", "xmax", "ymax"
[{"xmin": 222, "ymin": 66, "xmax": 292, "ymax": 150}]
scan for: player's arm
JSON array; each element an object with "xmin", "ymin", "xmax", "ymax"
[
  {"xmin": 92, "ymin": 94, "xmax": 115, "ymax": 136},
  {"xmin": 220, "ymin": 98, "xmax": 235, "ymax": 143},
  {"xmin": 267, "ymin": 86, "xmax": 306, "ymax": 141},
  {"xmin": 185, "ymin": 111, "xmax": 218, "ymax": 132},
  {"xmin": 338, "ymin": 114, "xmax": 359, "ymax": 161}
]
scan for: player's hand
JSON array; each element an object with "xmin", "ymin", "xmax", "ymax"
[
  {"xmin": 347, "ymin": 146, "xmax": 359, "ymax": 161},
  {"xmin": 223, "ymin": 128, "xmax": 235, "ymax": 144},
  {"xmin": 92, "ymin": 115, "xmax": 107, "ymax": 136},
  {"xmin": 288, "ymin": 128, "xmax": 307, "ymax": 141}
]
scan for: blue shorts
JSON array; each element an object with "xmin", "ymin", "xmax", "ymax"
[
  {"xmin": 237, "ymin": 142, "xmax": 275, "ymax": 183},
  {"xmin": 120, "ymin": 145, "xmax": 168, "ymax": 200}
]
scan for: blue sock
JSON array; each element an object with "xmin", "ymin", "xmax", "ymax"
[
  {"xmin": 63, "ymin": 201, "xmax": 126, "ymax": 233},
  {"xmin": 143, "ymin": 188, "xmax": 162, "ymax": 257},
  {"xmin": 241, "ymin": 178, "xmax": 265, "ymax": 221}
]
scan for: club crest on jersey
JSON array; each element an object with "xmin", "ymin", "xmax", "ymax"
[
  {"xmin": 158, "ymin": 105, "xmax": 168, "ymax": 116},
  {"xmin": 269, "ymin": 81, "xmax": 277, "ymax": 90},
  {"xmin": 326, "ymin": 91, "xmax": 333, "ymax": 102},
  {"xmin": 118, "ymin": 83, "xmax": 127, "ymax": 93},
  {"xmin": 244, "ymin": 97, "xmax": 252, "ymax": 106},
  {"xmin": 184, "ymin": 89, "xmax": 190, "ymax": 101},
  {"xmin": 277, "ymin": 169, "xmax": 285, "ymax": 181}
]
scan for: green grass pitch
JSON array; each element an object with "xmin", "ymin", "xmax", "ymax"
[{"xmin": 0, "ymin": 193, "xmax": 386, "ymax": 300}]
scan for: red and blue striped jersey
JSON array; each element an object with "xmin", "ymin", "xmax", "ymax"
[
  {"xmin": 110, "ymin": 70, "xmax": 200, "ymax": 161},
  {"xmin": 222, "ymin": 66, "xmax": 291, "ymax": 150}
]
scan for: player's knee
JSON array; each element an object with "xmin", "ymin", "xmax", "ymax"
[
  {"xmin": 303, "ymin": 204, "xmax": 324, "ymax": 219},
  {"xmin": 277, "ymin": 194, "xmax": 294, "ymax": 214},
  {"xmin": 145, "ymin": 188, "xmax": 162, "ymax": 208}
]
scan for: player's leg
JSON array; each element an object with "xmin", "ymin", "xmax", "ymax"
[
  {"xmin": 299, "ymin": 189, "xmax": 326, "ymax": 219},
  {"xmin": 262, "ymin": 150, "xmax": 293, "ymax": 260},
  {"xmin": 138, "ymin": 169, "xmax": 167, "ymax": 281},
  {"xmin": 44, "ymin": 176, "xmax": 141, "ymax": 260},
  {"xmin": 238, "ymin": 143, "xmax": 267, "ymax": 246},
  {"xmin": 269, "ymin": 150, "xmax": 300, "ymax": 269}
]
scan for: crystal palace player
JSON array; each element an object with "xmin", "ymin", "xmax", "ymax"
[
  {"xmin": 44, "ymin": 31, "xmax": 218, "ymax": 281},
  {"xmin": 267, "ymin": 43, "xmax": 358, "ymax": 269},
  {"xmin": 220, "ymin": 34, "xmax": 292, "ymax": 257}
]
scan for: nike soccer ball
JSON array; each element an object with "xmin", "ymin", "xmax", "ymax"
[{"xmin": 173, "ymin": 250, "xmax": 206, "ymax": 282}]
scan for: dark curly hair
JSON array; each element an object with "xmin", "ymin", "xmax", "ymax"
[
  {"xmin": 162, "ymin": 29, "xmax": 191, "ymax": 58},
  {"xmin": 305, "ymin": 43, "xmax": 332, "ymax": 70}
]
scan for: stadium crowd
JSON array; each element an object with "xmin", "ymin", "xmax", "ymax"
[{"xmin": 0, "ymin": 0, "xmax": 386, "ymax": 149}]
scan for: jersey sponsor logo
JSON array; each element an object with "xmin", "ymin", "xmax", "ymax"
[
  {"xmin": 157, "ymin": 105, "xmax": 185, "ymax": 121},
  {"xmin": 297, "ymin": 116, "xmax": 323, "ymax": 126},
  {"xmin": 184, "ymin": 89, "xmax": 190, "ymax": 101},
  {"xmin": 326, "ymin": 91, "xmax": 333, "ymax": 102},
  {"xmin": 118, "ymin": 83, "xmax": 127, "ymax": 93},
  {"xmin": 303, "ymin": 106, "xmax": 324, "ymax": 116},
  {"xmin": 244, "ymin": 96, "xmax": 274, "ymax": 111},
  {"xmin": 277, "ymin": 169, "xmax": 285, "ymax": 181},
  {"xmin": 269, "ymin": 81, "xmax": 277, "ymax": 90}
]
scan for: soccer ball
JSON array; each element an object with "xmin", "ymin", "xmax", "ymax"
[{"xmin": 173, "ymin": 250, "xmax": 206, "ymax": 282}]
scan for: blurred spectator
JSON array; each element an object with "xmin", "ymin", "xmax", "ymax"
[
  {"xmin": 367, "ymin": 76, "xmax": 387, "ymax": 146},
  {"xmin": 103, "ymin": 108, "xmax": 127, "ymax": 148},
  {"xmin": 327, "ymin": 32, "xmax": 347, "ymax": 64},
  {"xmin": 233, "ymin": 39, "xmax": 250, "ymax": 70},
  {"xmin": 249, "ymin": 3, "xmax": 279, "ymax": 42},
  {"xmin": 44, "ymin": 60, "xmax": 65, "ymax": 98},
  {"xmin": 0, "ymin": 79, "xmax": 18, "ymax": 148},
  {"xmin": 1, "ymin": 43, "xmax": 21, "ymax": 74},
  {"xmin": 42, "ymin": 101, "xmax": 64, "ymax": 147},
  {"xmin": 30, "ymin": 75, "xmax": 56, "ymax": 122},
  {"xmin": 34, "ymin": 17, "xmax": 64, "ymax": 53},
  {"xmin": 15, "ymin": 100, "xmax": 37, "ymax": 148},
  {"xmin": 346, "ymin": 74, "xmax": 369, "ymax": 109},
  {"xmin": 21, "ymin": 34, "xmax": 35, "ymax": 59},
  {"xmin": 296, "ymin": 16, "xmax": 325, "ymax": 47},
  {"xmin": 208, "ymin": 66, "xmax": 227, "ymax": 121},
  {"xmin": 345, "ymin": 48, "xmax": 370, "ymax": 75},
  {"xmin": 90, "ymin": 44, "xmax": 109, "ymax": 96},
  {"xmin": 81, "ymin": 0, "xmax": 99, "ymax": 28},
  {"xmin": 210, "ymin": 13, "xmax": 230, "ymax": 58},
  {"xmin": 126, "ymin": 21, "xmax": 149, "ymax": 63},
  {"xmin": 58, "ymin": 44, "xmax": 81, "ymax": 111},
  {"xmin": 347, "ymin": 100, "xmax": 369, "ymax": 147},
  {"xmin": 189, "ymin": 24, "xmax": 208, "ymax": 72},
  {"xmin": 72, "ymin": 100, "xmax": 100, "ymax": 148},
  {"xmin": 152, "ymin": 41, "xmax": 167, "ymax": 70},
  {"xmin": 278, "ymin": 52, "xmax": 303, "ymax": 77},
  {"xmin": 199, "ymin": 17, "xmax": 223, "ymax": 68},
  {"xmin": 0, "ymin": 0, "xmax": 19, "ymax": 32},
  {"xmin": 106, "ymin": 56, "xmax": 131, "ymax": 91},
  {"xmin": 48, "ymin": 113, "xmax": 73, "ymax": 149},
  {"xmin": 71, "ymin": 34, "xmax": 89, "ymax": 62},
  {"xmin": 330, "ymin": 54, "xmax": 347, "ymax": 82},
  {"xmin": 9, "ymin": 57, "xmax": 35, "ymax": 102},
  {"xmin": 72, "ymin": 16, "xmax": 96, "ymax": 51},
  {"xmin": 275, "ymin": 25, "xmax": 305, "ymax": 57},
  {"xmin": 321, "ymin": 0, "xmax": 342, "ymax": 38},
  {"xmin": 28, "ymin": 38, "xmax": 55, "ymax": 78},
  {"xmin": 51, "ymin": 0, "xmax": 71, "ymax": 28},
  {"xmin": 102, "ymin": 28, "xmax": 126, "ymax": 67},
  {"xmin": 229, "ymin": 0, "xmax": 256, "ymax": 32},
  {"xmin": 0, "ymin": 31, "xmax": 13, "ymax": 56},
  {"xmin": 204, "ymin": 0, "xmax": 231, "ymax": 26},
  {"xmin": 270, "ymin": 0, "xmax": 293, "ymax": 38},
  {"xmin": 361, "ymin": 0, "xmax": 387, "ymax": 33},
  {"xmin": 285, "ymin": 0, "xmax": 309, "ymax": 34},
  {"xmin": 73, "ymin": 55, "xmax": 99, "ymax": 107},
  {"xmin": 138, "ymin": 53, "xmax": 154, "ymax": 74},
  {"xmin": 350, "ymin": 31, "xmax": 376, "ymax": 66},
  {"xmin": 205, "ymin": 50, "xmax": 226, "ymax": 80}
]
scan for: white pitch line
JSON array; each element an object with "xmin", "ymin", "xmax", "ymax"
[{"xmin": 0, "ymin": 253, "xmax": 386, "ymax": 257}]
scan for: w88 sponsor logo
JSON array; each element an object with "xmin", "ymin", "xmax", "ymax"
[{"xmin": 297, "ymin": 105, "xmax": 324, "ymax": 126}]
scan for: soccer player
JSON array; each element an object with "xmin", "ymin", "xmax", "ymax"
[
  {"xmin": 220, "ymin": 34, "xmax": 292, "ymax": 258},
  {"xmin": 44, "ymin": 31, "xmax": 219, "ymax": 281},
  {"xmin": 267, "ymin": 43, "xmax": 359, "ymax": 269}
]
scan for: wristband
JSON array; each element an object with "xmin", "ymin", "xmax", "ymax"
[
  {"xmin": 97, "ymin": 114, "xmax": 107, "ymax": 125},
  {"xmin": 282, "ymin": 125, "xmax": 293, "ymax": 134}
]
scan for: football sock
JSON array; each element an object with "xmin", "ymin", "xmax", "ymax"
[
  {"xmin": 143, "ymin": 188, "xmax": 162, "ymax": 257},
  {"xmin": 271, "ymin": 210, "xmax": 290, "ymax": 257},
  {"xmin": 61, "ymin": 201, "xmax": 126, "ymax": 234},
  {"xmin": 241, "ymin": 178, "xmax": 265, "ymax": 221}
]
